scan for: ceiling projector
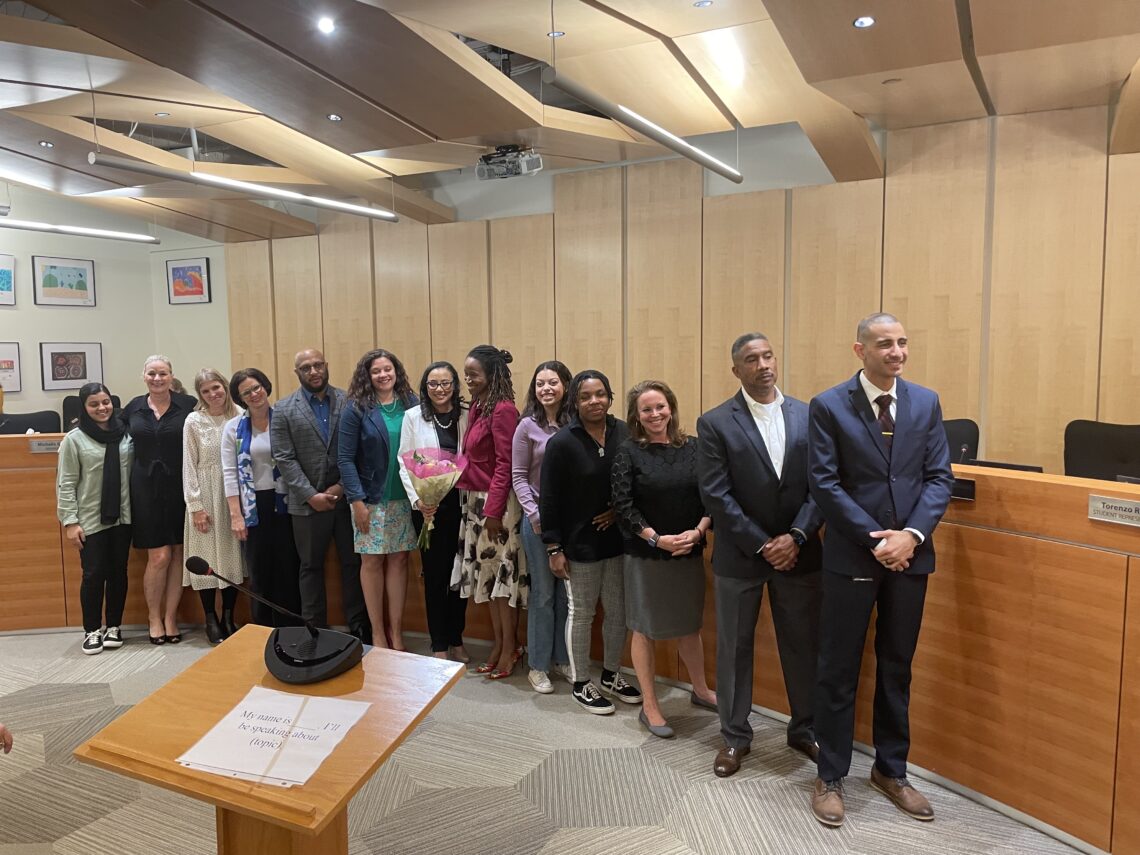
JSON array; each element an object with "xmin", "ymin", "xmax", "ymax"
[{"xmin": 476, "ymin": 145, "xmax": 543, "ymax": 180}]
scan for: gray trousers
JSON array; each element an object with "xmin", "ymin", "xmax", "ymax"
[
  {"xmin": 291, "ymin": 501, "xmax": 366, "ymax": 631},
  {"xmin": 715, "ymin": 571, "xmax": 821, "ymax": 749},
  {"xmin": 564, "ymin": 556, "xmax": 627, "ymax": 682}
]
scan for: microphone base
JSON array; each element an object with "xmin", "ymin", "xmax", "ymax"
[{"xmin": 264, "ymin": 627, "xmax": 364, "ymax": 685}]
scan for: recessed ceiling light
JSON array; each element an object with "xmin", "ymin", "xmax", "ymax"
[
  {"xmin": 547, "ymin": 30, "xmax": 565, "ymax": 38},
  {"xmin": 38, "ymin": 140, "xmax": 54, "ymax": 148},
  {"xmin": 154, "ymin": 111, "xmax": 171, "ymax": 118},
  {"xmin": 317, "ymin": 16, "xmax": 335, "ymax": 34},
  {"xmin": 693, "ymin": 0, "xmax": 714, "ymax": 7},
  {"xmin": 326, "ymin": 113, "xmax": 343, "ymax": 122},
  {"xmin": 853, "ymin": 15, "xmax": 875, "ymax": 28}
]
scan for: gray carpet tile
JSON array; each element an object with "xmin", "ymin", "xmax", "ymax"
[
  {"xmin": 520, "ymin": 747, "xmax": 691, "ymax": 828},
  {"xmin": 0, "ymin": 683, "xmax": 114, "ymax": 732},
  {"xmin": 0, "ymin": 632, "xmax": 81, "ymax": 662},
  {"xmin": 53, "ymin": 795, "xmax": 215, "ymax": 855},
  {"xmin": 347, "ymin": 759, "xmax": 420, "ymax": 838},
  {"xmin": 37, "ymin": 646, "xmax": 167, "ymax": 685},
  {"xmin": 536, "ymin": 826, "xmax": 701, "ymax": 855},
  {"xmin": 42, "ymin": 703, "xmax": 131, "ymax": 765},
  {"xmin": 107, "ymin": 658, "xmax": 192, "ymax": 705},
  {"xmin": 0, "ymin": 733, "xmax": 43, "ymax": 785},
  {"xmin": 358, "ymin": 786, "xmax": 558, "ymax": 855},
  {"xmin": 0, "ymin": 762, "xmax": 140, "ymax": 843},
  {"xmin": 0, "ymin": 663, "xmax": 41, "ymax": 696},
  {"xmin": 0, "ymin": 844, "xmax": 55, "ymax": 855},
  {"xmin": 392, "ymin": 719, "xmax": 554, "ymax": 789}
]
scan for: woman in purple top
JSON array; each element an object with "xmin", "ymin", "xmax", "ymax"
[{"xmin": 512, "ymin": 360, "xmax": 573, "ymax": 694}]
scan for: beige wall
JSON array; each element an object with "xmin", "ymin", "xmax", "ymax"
[{"xmin": 229, "ymin": 106, "xmax": 1137, "ymax": 473}]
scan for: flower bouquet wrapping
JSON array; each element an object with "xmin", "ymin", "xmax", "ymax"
[{"xmin": 400, "ymin": 448, "xmax": 468, "ymax": 549}]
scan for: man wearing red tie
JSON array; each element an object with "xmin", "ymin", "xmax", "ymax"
[{"xmin": 806, "ymin": 313, "xmax": 954, "ymax": 827}]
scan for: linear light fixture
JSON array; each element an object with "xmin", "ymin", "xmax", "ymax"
[
  {"xmin": 0, "ymin": 217, "xmax": 159, "ymax": 243},
  {"xmin": 88, "ymin": 152, "xmax": 399, "ymax": 222},
  {"xmin": 540, "ymin": 67, "xmax": 743, "ymax": 184}
]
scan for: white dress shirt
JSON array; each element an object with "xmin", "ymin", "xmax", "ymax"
[
  {"xmin": 741, "ymin": 386, "xmax": 786, "ymax": 479},
  {"xmin": 858, "ymin": 370, "xmax": 925, "ymax": 544}
]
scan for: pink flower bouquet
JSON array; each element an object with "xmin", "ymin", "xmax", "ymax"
[{"xmin": 400, "ymin": 448, "xmax": 468, "ymax": 549}]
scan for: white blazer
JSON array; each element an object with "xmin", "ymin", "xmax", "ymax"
[{"xmin": 397, "ymin": 406, "xmax": 468, "ymax": 506}]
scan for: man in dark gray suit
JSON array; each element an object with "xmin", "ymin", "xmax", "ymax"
[
  {"xmin": 271, "ymin": 348, "xmax": 369, "ymax": 639},
  {"xmin": 697, "ymin": 332, "xmax": 823, "ymax": 778}
]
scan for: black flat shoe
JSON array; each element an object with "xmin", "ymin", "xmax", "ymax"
[
  {"xmin": 149, "ymin": 635, "xmax": 165, "ymax": 645},
  {"xmin": 165, "ymin": 633, "xmax": 182, "ymax": 644}
]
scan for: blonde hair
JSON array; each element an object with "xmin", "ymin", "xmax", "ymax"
[
  {"xmin": 142, "ymin": 353, "xmax": 173, "ymax": 375},
  {"xmin": 193, "ymin": 368, "xmax": 238, "ymax": 418}
]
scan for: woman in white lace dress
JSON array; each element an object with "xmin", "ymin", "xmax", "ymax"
[{"xmin": 182, "ymin": 368, "xmax": 245, "ymax": 644}]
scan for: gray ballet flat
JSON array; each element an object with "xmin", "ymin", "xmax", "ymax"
[{"xmin": 639, "ymin": 709, "xmax": 675, "ymax": 739}]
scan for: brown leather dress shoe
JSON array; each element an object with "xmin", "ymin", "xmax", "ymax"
[
  {"xmin": 713, "ymin": 745, "xmax": 750, "ymax": 778},
  {"xmin": 811, "ymin": 777, "xmax": 845, "ymax": 827},
  {"xmin": 870, "ymin": 766, "xmax": 934, "ymax": 821},
  {"xmin": 788, "ymin": 739, "xmax": 819, "ymax": 763}
]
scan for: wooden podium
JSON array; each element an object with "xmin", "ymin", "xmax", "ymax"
[{"xmin": 74, "ymin": 626, "xmax": 463, "ymax": 854}]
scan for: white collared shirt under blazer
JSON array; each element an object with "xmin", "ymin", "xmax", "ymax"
[{"xmin": 741, "ymin": 385, "xmax": 786, "ymax": 479}]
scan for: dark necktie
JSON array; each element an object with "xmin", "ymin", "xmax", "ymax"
[{"xmin": 875, "ymin": 394, "xmax": 894, "ymax": 451}]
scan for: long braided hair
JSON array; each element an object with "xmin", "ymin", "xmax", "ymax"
[{"xmin": 466, "ymin": 345, "xmax": 514, "ymax": 416}]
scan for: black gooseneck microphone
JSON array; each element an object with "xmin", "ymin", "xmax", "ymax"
[
  {"xmin": 185, "ymin": 556, "xmax": 363, "ymax": 684},
  {"xmin": 959, "ymin": 443, "xmax": 970, "ymax": 463}
]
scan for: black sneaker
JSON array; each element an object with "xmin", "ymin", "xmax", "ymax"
[
  {"xmin": 600, "ymin": 671, "xmax": 642, "ymax": 704},
  {"xmin": 573, "ymin": 681, "xmax": 615, "ymax": 715},
  {"xmin": 81, "ymin": 630, "xmax": 103, "ymax": 655},
  {"xmin": 102, "ymin": 627, "xmax": 123, "ymax": 649}
]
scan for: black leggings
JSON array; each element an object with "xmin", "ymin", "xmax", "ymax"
[
  {"xmin": 198, "ymin": 586, "xmax": 238, "ymax": 617},
  {"xmin": 79, "ymin": 525, "xmax": 132, "ymax": 633}
]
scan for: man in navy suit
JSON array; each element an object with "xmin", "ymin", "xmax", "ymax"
[
  {"xmin": 807, "ymin": 313, "xmax": 953, "ymax": 827},
  {"xmin": 697, "ymin": 333, "xmax": 824, "ymax": 778}
]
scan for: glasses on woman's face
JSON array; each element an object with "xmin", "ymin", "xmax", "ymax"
[
  {"xmin": 240, "ymin": 384, "xmax": 264, "ymax": 399},
  {"xmin": 426, "ymin": 380, "xmax": 453, "ymax": 391}
]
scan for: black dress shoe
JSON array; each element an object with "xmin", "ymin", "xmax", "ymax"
[
  {"xmin": 221, "ymin": 608, "xmax": 239, "ymax": 638},
  {"xmin": 788, "ymin": 739, "xmax": 820, "ymax": 763},
  {"xmin": 713, "ymin": 745, "xmax": 750, "ymax": 778},
  {"xmin": 148, "ymin": 634, "xmax": 165, "ymax": 646},
  {"xmin": 165, "ymin": 633, "xmax": 182, "ymax": 644},
  {"xmin": 204, "ymin": 614, "xmax": 225, "ymax": 645}
]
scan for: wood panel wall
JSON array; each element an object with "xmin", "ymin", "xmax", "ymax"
[
  {"xmin": 230, "ymin": 106, "xmax": 1133, "ymax": 474},
  {"xmin": 1114, "ymin": 555, "xmax": 1140, "ymax": 854}
]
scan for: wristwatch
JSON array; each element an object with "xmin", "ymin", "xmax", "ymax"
[
  {"xmin": 790, "ymin": 530, "xmax": 807, "ymax": 547},
  {"xmin": 647, "ymin": 534, "xmax": 660, "ymax": 549}
]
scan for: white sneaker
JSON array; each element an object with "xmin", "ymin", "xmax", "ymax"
[
  {"xmin": 551, "ymin": 663, "xmax": 575, "ymax": 684},
  {"xmin": 528, "ymin": 669, "xmax": 554, "ymax": 694}
]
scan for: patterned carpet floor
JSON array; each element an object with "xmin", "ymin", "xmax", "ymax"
[{"xmin": 0, "ymin": 629, "xmax": 1082, "ymax": 855}]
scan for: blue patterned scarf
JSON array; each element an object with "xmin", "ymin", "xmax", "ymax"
[{"xmin": 235, "ymin": 408, "xmax": 287, "ymax": 527}]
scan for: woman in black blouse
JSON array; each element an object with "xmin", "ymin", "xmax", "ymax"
[
  {"xmin": 122, "ymin": 354, "xmax": 198, "ymax": 644},
  {"xmin": 611, "ymin": 380, "xmax": 716, "ymax": 738}
]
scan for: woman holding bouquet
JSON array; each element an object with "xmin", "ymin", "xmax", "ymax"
[
  {"xmin": 512, "ymin": 360, "xmax": 573, "ymax": 693},
  {"xmin": 453, "ymin": 345, "xmax": 525, "ymax": 679},
  {"xmin": 398, "ymin": 361, "xmax": 470, "ymax": 662},
  {"xmin": 339, "ymin": 348, "xmax": 418, "ymax": 650}
]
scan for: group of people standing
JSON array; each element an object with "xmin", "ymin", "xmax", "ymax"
[{"xmin": 55, "ymin": 310, "xmax": 954, "ymax": 829}]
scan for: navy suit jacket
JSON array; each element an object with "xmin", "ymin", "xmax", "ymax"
[
  {"xmin": 697, "ymin": 391, "xmax": 823, "ymax": 579},
  {"xmin": 808, "ymin": 372, "xmax": 953, "ymax": 576},
  {"xmin": 338, "ymin": 401, "xmax": 405, "ymax": 505}
]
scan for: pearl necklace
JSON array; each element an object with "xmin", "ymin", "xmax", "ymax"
[{"xmin": 432, "ymin": 413, "xmax": 454, "ymax": 430}]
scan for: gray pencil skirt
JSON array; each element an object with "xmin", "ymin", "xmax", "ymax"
[{"xmin": 624, "ymin": 554, "xmax": 706, "ymax": 640}]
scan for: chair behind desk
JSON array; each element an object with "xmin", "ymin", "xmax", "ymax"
[
  {"xmin": 62, "ymin": 394, "xmax": 122, "ymax": 430},
  {"xmin": 1064, "ymin": 419, "xmax": 1140, "ymax": 480},
  {"xmin": 0, "ymin": 411, "xmax": 62, "ymax": 434},
  {"xmin": 943, "ymin": 418, "xmax": 979, "ymax": 464}
]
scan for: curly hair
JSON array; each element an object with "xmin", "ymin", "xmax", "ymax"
[
  {"xmin": 417, "ymin": 361, "xmax": 465, "ymax": 422},
  {"xmin": 466, "ymin": 345, "xmax": 514, "ymax": 412},
  {"xmin": 521, "ymin": 360, "xmax": 573, "ymax": 428},
  {"xmin": 346, "ymin": 349, "xmax": 416, "ymax": 411},
  {"xmin": 626, "ymin": 380, "xmax": 686, "ymax": 447}
]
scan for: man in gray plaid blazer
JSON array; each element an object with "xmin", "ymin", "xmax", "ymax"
[{"xmin": 271, "ymin": 348, "xmax": 369, "ymax": 638}]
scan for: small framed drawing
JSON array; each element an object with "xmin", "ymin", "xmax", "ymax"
[
  {"xmin": 33, "ymin": 256, "xmax": 96, "ymax": 307},
  {"xmin": 0, "ymin": 254, "xmax": 14, "ymax": 306},
  {"xmin": 0, "ymin": 342, "xmax": 21, "ymax": 392},
  {"xmin": 40, "ymin": 342, "xmax": 103, "ymax": 391},
  {"xmin": 166, "ymin": 257, "xmax": 211, "ymax": 305}
]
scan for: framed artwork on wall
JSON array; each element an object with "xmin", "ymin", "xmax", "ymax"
[
  {"xmin": 40, "ymin": 341, "xmax": 103, "ymax": 391},
  {"xmin": 0, "ymin": 254, "xmax": 14, "ymax": 306},
  {"xmin": 166, "ymin": 257, "xmax": 211, "ymax": 304},
  {"xmin": 0, "ymin": 342, "xmax": 21, "ymax": 392},
  {"xmin": 33, "ymin": 256, "xmax": 96, "ymax": 307}
]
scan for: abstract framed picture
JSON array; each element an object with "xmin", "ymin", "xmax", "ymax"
[
  {"xmin": 166, "ymin": 257, "xmax": 211, "ymax": 304},
  {"xmin": 40, "ymin": 342, "xmax": 103, "ymax": 391},
  {"xmin": 0, "ymin": 254, "xmax": 14, "ymax": 306},
  {"xmin": 0, "ymin": 342, "xmax": 20, "ymax": 392},
  {"xmin": 33, "ymin": 256, "xmax": 96, "ymax": 307}
]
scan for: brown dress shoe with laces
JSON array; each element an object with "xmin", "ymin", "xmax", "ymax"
[
  {"xmin": 811, "ymin": 777, "xmax": 845, "ymax": 827},
  {"xmin": 870, "ymin": 766, "xmax": 934, "ymax": 821},
  {"xmin": 713, "ymin": 745, "xmax": 750, "ymax": 777}
]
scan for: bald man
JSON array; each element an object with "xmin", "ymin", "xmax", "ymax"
[{"xmin": 271, "ymin": 349, "xmax": 369, "ymax": 639}]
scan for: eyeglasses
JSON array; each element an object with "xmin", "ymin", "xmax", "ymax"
[
  {"xmin": 426, "ymin": 380, "xmax": 453, "ymax": 390},
  {"xmin": 297, "ymin": 362, "xmax": 326, "ymax": 375},
  {"xmin": 240, "ymin": 384, "xmax": 265, "ymax": 399}
]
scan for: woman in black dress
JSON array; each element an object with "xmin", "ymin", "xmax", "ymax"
[{"xmin": 122, "ymin": 354, "xmax": 198, "ymax": 644}]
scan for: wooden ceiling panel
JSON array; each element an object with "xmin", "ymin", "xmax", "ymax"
[
  {"xmin": 81, "ymin": 195, "xmax": 265, "ymax": 243},
  {"xmin": 9, "ymin": 89, "xmax": 255, "ymax": 128},
  {"xmin": 0, "ymin": 147, "xmax": 112, "ymax": 195},
  {"xmin": 1110, "ymin": 59, "xmax": 1140, "ymax": 155},
  {"xmin": 813, "ymin": 62, "xmax": 987, "ymax": 129},
  {"xmin": 970, "ymin": 0, "xmax": 1140, "ymax": 55},
  {"xmin": 597, "ymin": 0, "xmax": 770, "ymax": 38}
]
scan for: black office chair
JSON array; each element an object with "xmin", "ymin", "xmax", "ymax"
[
  {"xmin": 0, "ymin": 410, "xmax": 63, "ymax": 434},
  {"xmin": 1064, "ymin": 420, "xmax": 1140, "ymax": 481},
  {"xmin": 942, "ymin": 418, "xmax": 980, "ymax": 464},
  {"xmin": 62, "ymin": 394, "xmax": 122, "ymax": 429}
]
